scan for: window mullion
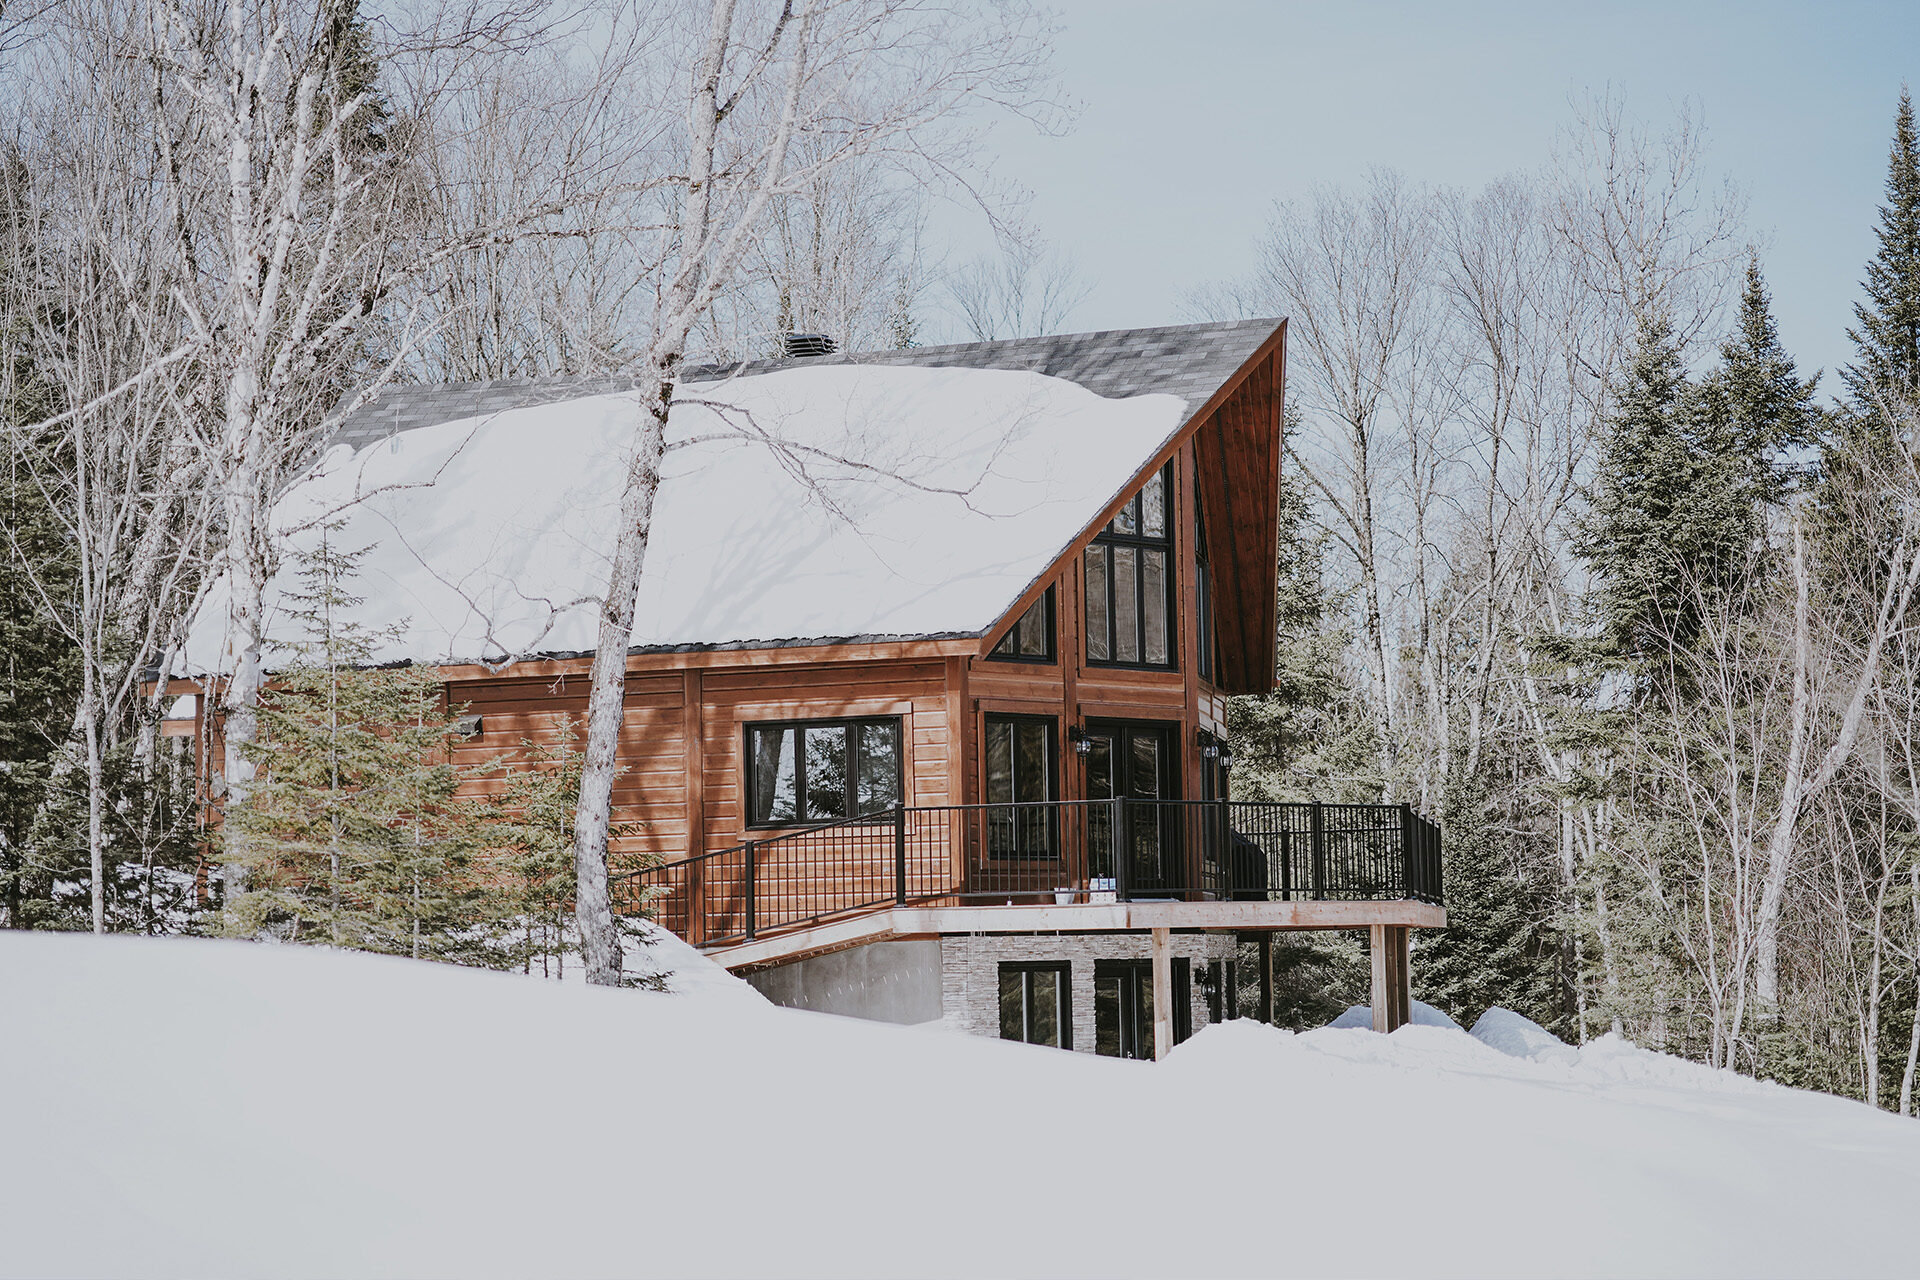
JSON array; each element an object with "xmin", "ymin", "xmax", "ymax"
[
  {"xmin": 848, "ymin": 723, "xmax": 862, "ymax": 817},
  {"xmin": 796, "ymin": 725, "xmax": 810, "ymax": 823}
]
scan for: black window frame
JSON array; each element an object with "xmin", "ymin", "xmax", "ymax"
[
  {"xmin": 1085, "ymin": 465, "xmax": 1177, "ymax": 670},
  {"xmin": 742, "ymin": 715, "xmax": 904, "ymax": 830},
  {"xmin": 983, "ymin": 712, "xmax": 1059, "ymax": 861},
  {"xmin": 987, "ymin": 587, "xmax": 1057, "ymax": 664},
  {"xmin": 998, "ymin": 961, "xmax": 1072, "ymax": 1049},
  {"xmin": 1093, "ymin": 958, "xmax": 1192, "ymax": 1059}
]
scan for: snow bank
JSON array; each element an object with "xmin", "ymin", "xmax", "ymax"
[
  {"xmin": 1470, "ymin": 1006, "xmax": 1581, "ymax": 1066},
  {"xmin": 180, "ymin": 365, "xmax": 1188, "ymax": 671},
  {"xmin": 6, "ymin": 933, "xmax": 1920, "ymax": 1279},
  {"xmin": 1326, "ymin": 998, "xmax": 1462, "ymax": 1031}
]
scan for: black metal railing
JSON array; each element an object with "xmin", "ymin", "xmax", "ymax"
[{"xmin": 609, "ymin": 799, "xmax": 1442, "ymax": 948}]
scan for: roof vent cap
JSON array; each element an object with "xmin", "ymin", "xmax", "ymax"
[{"xmin": 780, "ymin": 332, "xmax": 837, "ymax": 359}]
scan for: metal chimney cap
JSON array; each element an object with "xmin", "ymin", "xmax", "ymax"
[{"xmin": 779, "ymin": 332, "xmax": 838, "ymax": 358}]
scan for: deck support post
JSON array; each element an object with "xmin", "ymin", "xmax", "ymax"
[
  {"xmin": 1257, "ymin": 932, "xmax": 1273, "ymax": 1024},
  {"xmin": 1369, "ymin": 924, "xmax": 1411, "ymax": 1033},
  {"xmin": 1151, "ymin": 926, "xmax": 1173, "ymax": 1060}
]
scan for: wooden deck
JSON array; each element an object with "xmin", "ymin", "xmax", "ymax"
[{"xmin": 707, "ymin": 897, "xmax": 1447, "ymax": 972}]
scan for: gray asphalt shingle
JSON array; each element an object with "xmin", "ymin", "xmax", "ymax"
[{"xmin": 327, "ymin": 317, "xmax": 1283, "ymax": 452}]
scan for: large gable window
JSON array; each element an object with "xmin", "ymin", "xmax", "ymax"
[
  {"xmin": 989, "ymin": 587, "xmax": 1055, "ymax": 662},
  {"xmin": 746, "ymin": 717, "xmax": 902, "ymax": 827},
  {"xmin": 1085, "ymin": 466, "xmax": 1174, "ymax": 667}
]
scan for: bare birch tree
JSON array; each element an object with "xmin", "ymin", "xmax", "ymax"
[
  {"xmin": 944, "ymin": 233, "xmax": 1089, "ymax": 342},
  {"xmin": 549, "ymin": 0, "xmax": 1056, "ymax": 984}
]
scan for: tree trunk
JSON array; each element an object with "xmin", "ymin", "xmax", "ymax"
[
  {"xmin": 1902, "ymin": 862, "xmax": 1920, "ymax": 1116},
  {"xmin": 82, "ymin": 678, "xmax": 105, "ymax": 935},
  {"xmin": 570, "ymin": 395, "xmax": 670, "ymax": 985}
]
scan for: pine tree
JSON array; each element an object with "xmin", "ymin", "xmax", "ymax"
[
  {"xmin": 1228, "ymin": 406, "xmax": 1384, "ymax": 803},
  {"xmin": 1579, "ymin": 311, "xmax": 1755, "ymax": 663},
  {"xmin": 487, "ymin": 723, "xmax": 594, "ymax": 978},
  {"xmin": 1414, "ymin": 761, "xmax": 1559, "ymax": 1031},
  {"xmin": 1701, "ymin": 257, "xmax": 1822, "ymax": 508},
  {"xmin": 218, "ymin": 529, "xmax": 502, "ymax": 962},
  {"xmin": 1815, "ymin": 89, "xmax": 1920, "ymax": 599},
  {"xmin": 1842, "ymin": 87, "xmax": 1920, "ymax": 414},
  {"xmin": 0, "ymin": 200, "xmax": 81, "ymax": 929}
]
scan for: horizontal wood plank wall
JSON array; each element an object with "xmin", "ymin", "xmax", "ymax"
[
  {"xmin": 449, "ymin": 670, "xmax": 692, "ymax": 866},
  {"xmin": 697, "ymin": 659, "xmax": 952, "ymax": 855}
]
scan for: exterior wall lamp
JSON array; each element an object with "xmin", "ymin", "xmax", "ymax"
[{"xmin": 1067, "ymin": 725, "xmax": 1094, "ymax": 756}]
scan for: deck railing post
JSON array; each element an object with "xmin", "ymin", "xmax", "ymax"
[
  {"xmin": 1110, "ymin": 795, "xmax": 1128, "ymax": 901},
  {"xmin": 1400, "ymin": 803, "xmax": 1416, "ymax": 900},
  {"xmin": 1310, "ymin": 800, "xmax": 1326, "ymax": 900},
  {"xmin": 744, "ymin": 840, "xmax": 758, "ymax": 941},
  {"xmin": 1215, "ymin": 794, "xmax": 1230, "ymax": 897},
  {"xmin": 894, "ymin": 805, "xmax": 908, "ymax": 905}
]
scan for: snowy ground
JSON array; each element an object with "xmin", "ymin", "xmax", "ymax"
[{"xmin": 5, "ymin": 933, "xmax": 1918, "ymax": 1279}]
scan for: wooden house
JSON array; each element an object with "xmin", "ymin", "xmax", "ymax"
[{"xmin": 174, "ymin": 319, "xmax": 1442, "ymax": 1058}]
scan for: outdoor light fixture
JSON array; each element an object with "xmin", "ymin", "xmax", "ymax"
[
  {"xmin": 1068, "ymin": 725, "xmax": 1094, "ymax": 756},
  {"xmin": 1218, "ymin": 747, "xmax": 1234, "ymax": 770}
]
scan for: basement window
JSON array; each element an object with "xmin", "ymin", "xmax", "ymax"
[
  {"xmin": 999, "ymin": 962, "xmax": 1071, "ymax": 1049},
  {"xmin": 745, "ymin": 717, "xmax": 902, "ymax": 827}
]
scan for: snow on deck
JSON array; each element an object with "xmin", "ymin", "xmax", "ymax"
[
  {"xmin": 180, "ymin": 364, "xmax": 1188, "ymax": 672},
  {"xmin": 4, "ymin": 931, "xmax": 1918, "ymax": 1279}
]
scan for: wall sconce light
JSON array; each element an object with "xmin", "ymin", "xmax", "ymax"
[
  {"xmin": 1201, "ymin": 741, "xmax": 1220, "ymax": 761},
  {"xmin": 1218, "ymin": 747, "xmax": 1234, "ymax": 770},
  {"xmin": 1067, "ymin": 725, "xmax": 1094, "ymax": 756}
]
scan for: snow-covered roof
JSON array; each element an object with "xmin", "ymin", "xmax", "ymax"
[{"xmin": 179, "ymin": 319, "xmax": 1286, "ymax": 672}]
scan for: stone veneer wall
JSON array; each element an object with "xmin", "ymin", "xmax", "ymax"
[{"xmin": 939, "ymin": 932, "xmax": 1240, "ymax": 1053}]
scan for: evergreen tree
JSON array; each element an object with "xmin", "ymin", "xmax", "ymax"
[
  {"xmin": 0, "ymin": 182, "xmax": 81, "ymax": 929},
  {"xmin": 1699, "ymin": 257, "xmax": 1822, "ymax": 508},
  {"xmin": 1842, "ymin": 87, "xmax": 1920, "ymax": 414},
  {"xmin": 1578, "ymin": 311, "xmax": 1754, "ymax": 663},
  {"xmin": 218, "ymin": 530, "xmax": 502, "ymax": 962},
  {"xmin": 1228, "ymin": 406, "xmax": 1384, "ymax": 803},
  {"xmin": 1415, "ymin": 762, "xmax": 1559, "ymax": 1031},
  {"xmin": 484, "ymin": 722, "xmax": 655, "ymax": 978},
  {"xmin": 1815, "ymin": 89, "xmax": 1920, "ymax": 600}
]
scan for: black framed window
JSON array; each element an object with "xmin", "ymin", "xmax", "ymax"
[
  {"xmin": 745, "ymin": 717, "xmax": 902, "ymax": 827},
  {"xmin": 1085, "ymin": 466, "xmax": 1174, "ymax": 668},
  {"xmin": 999, "ymin": 962, "xmax": 1071, "ymax": 1049},
  {"xmin": 1094, "ymin": 958, "xmax": 1191, "ymax": 1059},
  {"xmin": 985, "ymin": 713, "xmax": 1056, "ymax": 859},
  {"xmin": 989, "ymin": 587, "xmax": 1055, "ymax": 663}
]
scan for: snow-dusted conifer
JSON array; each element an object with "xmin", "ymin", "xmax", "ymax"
[{"xmin": 218, "ymin": 528, "xmax": 497, "ymax": 962}]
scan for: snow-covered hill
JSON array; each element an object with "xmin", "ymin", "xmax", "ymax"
[{"xmin": 4, "ymin": 932, "xmax": 1917, "ymax": 1279}]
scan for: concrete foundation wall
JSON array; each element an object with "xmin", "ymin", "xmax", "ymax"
[{"xmin": 745, "ymin": 939, "xmax": 944, "ymax": 1025}]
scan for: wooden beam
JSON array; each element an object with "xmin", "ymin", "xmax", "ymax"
[
  {"xmin": 682, "ymin": 669, "xmax": 707, "ymax": 945},
  {"xmin": 1370, "ymin": 924, "xmax": 1390, "ymax": 1034},
  {"xmin": 1369, "ymin": 924, "xmax": 1412, "ymax": 1033},
  {"xmin": 1391, "ymin": 925, "xmax": 1411, "ymax": 1029},
  {"xmin": 703, "ymin": 899, "xmax": 1447, "ymax": 972},
  {"xmin": 1151, "ymin": 926, "xmax": 1173, "ymax": 1061}
]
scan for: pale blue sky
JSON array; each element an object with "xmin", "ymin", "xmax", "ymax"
[{"xmin": 943, "ymin": 0, "xmax": 1917, "ymax": 401}]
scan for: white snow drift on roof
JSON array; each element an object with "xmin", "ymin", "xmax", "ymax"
[{"xmin": 180, "ymin": 364, "xmax": 1187, "ymax": 671}]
